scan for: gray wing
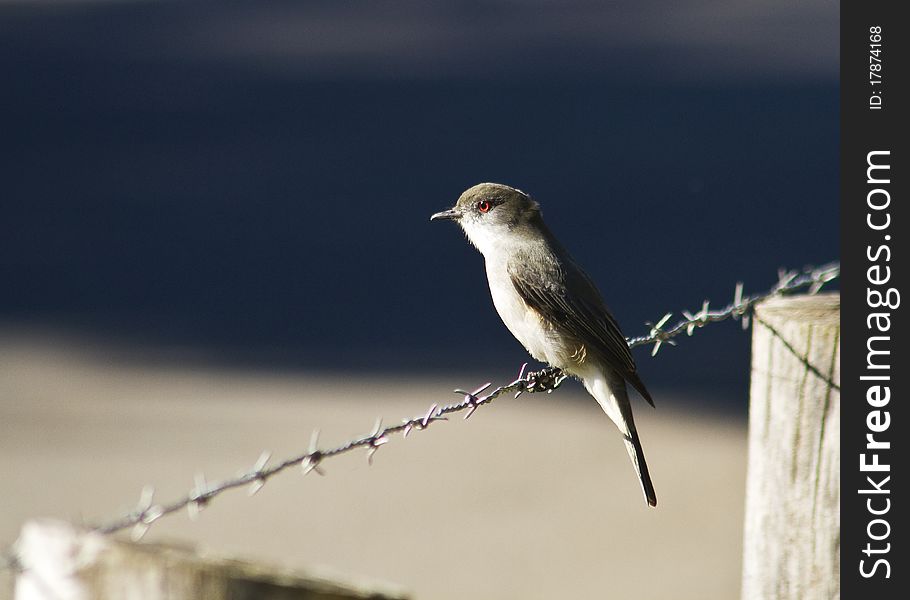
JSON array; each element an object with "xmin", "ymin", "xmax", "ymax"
[{"xmin": 507, "ymin": 252, "xmax": 654, "ymax": 407}]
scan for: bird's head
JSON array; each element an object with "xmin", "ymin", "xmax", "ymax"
[{"xmin": 430, "ymin": 183, "xmax": 541, "ymax": 254}]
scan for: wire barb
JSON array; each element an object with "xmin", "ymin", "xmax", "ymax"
[
  {"xmin": 455, "ymin": 383, "xmax": 492, "ymax": 419},
  {"xmin": 187, "ymin": 473, "xmax": 210, "ymax": 521},
  {"xmin": 247, "ymin": 451, "xmax": 271, "ymax": 496},
  {"xmin": 366, "ymin": 418, "xmax": 390, "ymax": 465},
  {"xmin": 301, "ymin": 430, "xmax": 325, "ymax": 476}
]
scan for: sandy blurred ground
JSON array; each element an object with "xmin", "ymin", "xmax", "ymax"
[{"xmin": 1, "ymin": 333, "xmax": 747, "ymax": 599}]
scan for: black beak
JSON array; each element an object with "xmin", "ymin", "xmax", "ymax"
[{"xmin": 430, "ymin": 208, "xmax": 460, "ymax": 222}]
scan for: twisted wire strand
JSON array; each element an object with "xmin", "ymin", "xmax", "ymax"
[{"xmin": 2, "ymin": 262, "xmax": 839, "ymax": 568}]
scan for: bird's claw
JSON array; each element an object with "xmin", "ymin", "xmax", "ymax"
[{"xmin": 523, "ymin": 367, "xmax": 566, "ymax": 393}]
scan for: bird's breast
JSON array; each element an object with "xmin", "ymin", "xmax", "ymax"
[{"xmin": 485, "ymin": 260, "xmax": 555, "ymax": 364}]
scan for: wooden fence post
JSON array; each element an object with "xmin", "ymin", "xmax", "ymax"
[
  {"xmin": 741, "ymin": 293, "xmax": 840, "ymax": 600},
  {"xmin": 14, "ymin": 519, "xmax": 408, "ymax": 600}
]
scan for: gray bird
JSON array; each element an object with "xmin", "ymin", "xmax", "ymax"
[{"xmin": 431, "ymin": 182, "xmax": 657, "ymax": 507}]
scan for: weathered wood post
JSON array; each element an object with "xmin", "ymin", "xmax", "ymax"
[
  {"xmin": 741, "ymin": 293, "xmax": 840, "ymax": 600},
  {"xmin": 14, "ymin": 519, "xmax": 408, "ymax": 600}
]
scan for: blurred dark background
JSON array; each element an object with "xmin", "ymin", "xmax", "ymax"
[{"xmin": 0, "ymin": 0, "xmax": 838, "ymax": 404}]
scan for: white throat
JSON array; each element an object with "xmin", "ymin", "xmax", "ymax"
[{"xmin": 460, "ymin": 220, "xmax": 519, "ymax": 259}]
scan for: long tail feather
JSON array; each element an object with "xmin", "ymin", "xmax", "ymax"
[
  {"xmin": 623, "ymin": 427, "xmax": 657, "ymax": 507},
  {"xmin": 583, "ymin": 369, "xmax": 657, "ymax": 507}
]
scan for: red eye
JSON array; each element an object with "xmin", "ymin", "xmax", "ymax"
[{"xmin": 477, "ymin": 200, "xmax": 492, "ymax": 213}]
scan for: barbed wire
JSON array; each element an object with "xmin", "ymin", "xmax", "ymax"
[
  {"xmin": 628, "ymin": 261, "xmax": 840, "ymax": 355},
  {"xmin": 2, "ymin": 262, "xmax": 839, "ymax": 570}
]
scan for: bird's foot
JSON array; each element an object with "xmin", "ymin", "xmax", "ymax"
[{"xmin": 523, "ymin": 366, "xmax": 567, "ymax": 394}]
